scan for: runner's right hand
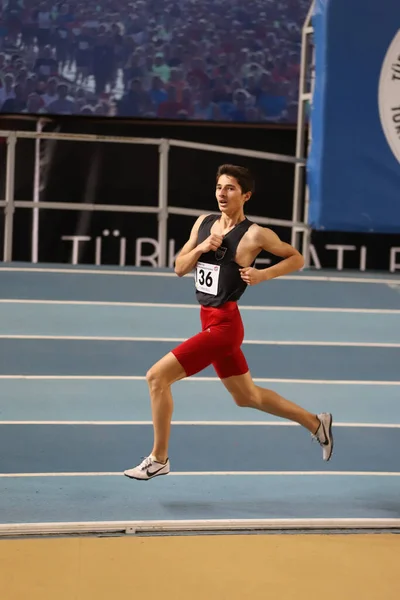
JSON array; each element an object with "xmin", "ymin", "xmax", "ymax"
[{"xmin": 198, "ymin": 234, "xmax": 223, "ymax": 253}]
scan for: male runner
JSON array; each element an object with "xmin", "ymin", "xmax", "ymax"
[{"xmin": 124, "ymin": 164, "xmax": 333, "ymax": 480}]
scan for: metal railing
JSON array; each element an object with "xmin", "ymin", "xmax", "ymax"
[
  {"xmin": 0, "ymin": 126, "xmax": 309, "ymax": 266},
  {"xmin": 292, "ymin": 0, "xmax": 315, "ymax": 266}
]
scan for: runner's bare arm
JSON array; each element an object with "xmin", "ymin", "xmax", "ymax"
[
  {"xmin": 258, "ymin": 226, "xmax": 304, "ymax": 278},
  {"xmin": 240, "ymin": 226, "xmax": 304, "ymax": 285},
  {"xmin": 174, "ymin": 215, "xmax": 223, "ymax": 277}
]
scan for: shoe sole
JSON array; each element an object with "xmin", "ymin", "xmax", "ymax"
[
  {"xmin": 324, "ymin": 414, "xmax": 334, "ymax": 461},
  {"xmin": 123, "ymin": 471, "xmax": 170, "ymax": 481}
]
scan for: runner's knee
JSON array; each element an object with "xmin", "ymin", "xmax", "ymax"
[
  {"xmin": 231, "ymin": 387, "xmax": 259, "ymax": 408},
  {"xmin": 146, "ymin": 366, "xmax": 170, "ymax": 392}
]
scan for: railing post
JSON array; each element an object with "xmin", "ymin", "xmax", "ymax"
[
  {"xmin": 31, "ymin": 119, "xmax": 44, "ymax": 263},
  {"xmin": 3, "ymin": 131, "xmax": 17, "ymax": 262},
  {"xmin": 158, "ymin": 139, "xmax": 169, "ymax": 268}
]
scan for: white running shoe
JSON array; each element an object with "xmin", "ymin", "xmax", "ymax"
[
  {"xmin": 312, "ymin": 413, "xmax": 334, "ymax": 461},
  {"xmin": 124, "ymin": 455, "xmax": 170, "ymax": 481}
]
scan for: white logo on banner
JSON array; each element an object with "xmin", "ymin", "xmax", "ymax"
[
  {"xmin": 60, "ymin": 235, "xmax": 400, "ymax": 272},
  {"xmin": 378, "ymin": 29, "xmax": 400, "ymax": 163}
]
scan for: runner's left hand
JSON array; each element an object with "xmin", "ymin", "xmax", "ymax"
[{"xmin": 239, "ymin": 267, "xmax": 265, "ymax": 286}]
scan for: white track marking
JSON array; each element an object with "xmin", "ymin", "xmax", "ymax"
[
  {"xmin": 0, "ymin": 334, "xmax": 399, "ymax": 347},
  {"xmin": 1, "ymin": 518, "xmax": 400, "ymax": 537},
  {"xmin": 1, "ymin": 299, "xmax": 400, "ymax": 313},
  {"xmin": 0, "ymin": 267, "xmax": 179, "ymax": 277},
  {"xmin": 1, "ymin": 420, "xmax": 399, "ymax": 427},
  {"xmin": 0, "ymin": 375, "xmax": 398, "ymax": 385},
  {"xmin": 1, "ymin": 266, "xmax": 400, "ymax": 285},
  {"xmin": 1, "ymin": 471, "xmax": 400, "ymax": 478}
]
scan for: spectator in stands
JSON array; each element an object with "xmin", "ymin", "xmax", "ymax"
[
  {"xmin": 74, "ymin": 26, "xmax": 93, "ymax": 85},
  {"xmin": 152, "ymin": 52, "xmax": 171, "ymax": 84},
  {"xmin": 193, "ymin": 89, "xmax": 216, "ymax": 121},
  {"xmin": 1, "ymin": 82, "xmax": 26, "ymax": 112},
  {"xmin": 40, "ymin": 76, "xmax": 58, "ymax": 107},
  {"xmin": 118, "ymin": 77, "xmax": 149, "ymax": 117},
  {"xmin": 47, "ymin": 82, "xmax": 76, "ymax": 114},
  {"xmin": 149, "ymin": 75, "xmax": 168, "ymax": 109},
  {"xmin": 0, "ymin": 72, "xmax": 15, "ymax": 106},
  {"xmin": 33, "ymin": 45, "xmax": 58, "ymax": 80},
  {"xmin": 157, "ymin": 85, "xmax": 182, "ymax": 119},
  {"xmin": 23, "ymin": 91, "xmax": 45, "ymax": 113}
]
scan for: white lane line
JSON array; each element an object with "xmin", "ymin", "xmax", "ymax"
[
  {"xmin": 1, "ymin": 266, "xmax": 400, "ymax": 285},
  {"xmin": 1, "ymin": 299, "xmax": 400, "ymax": 314},
  {"xmin": 0, "ymin": 334, "xmax": 399, "ymax": 347},
  {"xmin": 0, "ymin": 267, "xmax": 179, "ymax": 277},
  {"xmin": 1, "ymin": 421, "xmax": 399, "ymax": 428},
  {"xmin": 1, "ymin": 471, "xmax": 400, "ymax": 478},
  {"xmin": 0, "ymin": 375, "xmax": 398, "ymax": 385},
  {"xmin": 1, "ymin": 518, "xmax": 400, "ymax": 537}
]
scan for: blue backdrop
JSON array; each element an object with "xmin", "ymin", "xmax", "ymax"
[{"xmin": 308, "ymin": 0, "xmax": 400, "ymax": 233}]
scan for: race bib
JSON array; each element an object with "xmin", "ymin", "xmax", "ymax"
[{"xmin": 195, "ymin": 262, "xmax": 220, "ymax": 296}]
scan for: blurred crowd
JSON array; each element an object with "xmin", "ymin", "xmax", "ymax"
[{"xmin": 0, "ymin": 0, "xmax": 310, "ymax": 122}]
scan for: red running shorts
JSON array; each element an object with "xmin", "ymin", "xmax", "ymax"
[{"xmin": 171, "ymin": 301, "xmax": 249, "ymax": 379}]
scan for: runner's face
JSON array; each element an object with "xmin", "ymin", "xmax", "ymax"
[{"xmin": 215, "ymin": 175, "xmax": 249, "ymax": 213}]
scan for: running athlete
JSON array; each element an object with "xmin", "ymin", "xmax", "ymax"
[{"xmin": 124, "ymin": 164, "xmax": 333, "ymax": 480}]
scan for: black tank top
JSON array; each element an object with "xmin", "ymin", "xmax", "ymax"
[{"xmin": 194, "ymin": 214, "xmax": 255, "ymax": 307}]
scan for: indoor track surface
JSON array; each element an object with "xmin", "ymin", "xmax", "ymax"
[{"xmin": 1, "ymin": 264, "xmax": 400, "ymax": 534}]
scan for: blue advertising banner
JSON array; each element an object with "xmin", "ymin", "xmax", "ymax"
[{"xmin": 308, "ymin": 0, "xmax": 400, "ymax": 233}]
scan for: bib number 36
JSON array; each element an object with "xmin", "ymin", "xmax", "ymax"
[
  {"xmin": 198, "ymin": 270, "xmax": 212, "ymax": 287},
  {"xmin": 195, "ymin": 262, "xmax": 220, "ymax": 296}
]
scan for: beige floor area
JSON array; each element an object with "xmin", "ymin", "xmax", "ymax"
[{"xmin": 0, "ymin": 533, "xmax": 399, "ymax": 600}]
